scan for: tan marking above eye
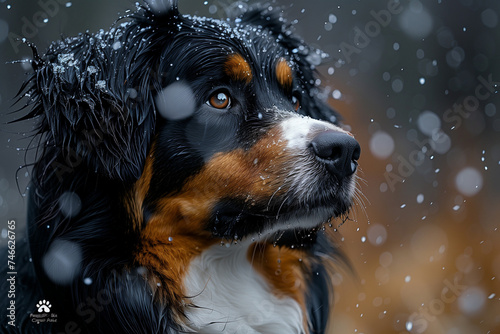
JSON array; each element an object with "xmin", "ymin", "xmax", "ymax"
[
  {"xmin": 276, "ymin": 58, "xmax": 293, "ymax": 88},
  {"xmin": 224, "ymin": 54, "xmax": 252, "ymax": 84}
]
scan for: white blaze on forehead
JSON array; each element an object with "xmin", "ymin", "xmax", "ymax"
[{"xmin": 280, "ymin": 114, "xmax": 343, "ymax": 150}]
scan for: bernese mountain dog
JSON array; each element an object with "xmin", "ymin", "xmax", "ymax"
[{"xmin": 3, "ymin": 0, "xmax": 361, "ymax": 333}]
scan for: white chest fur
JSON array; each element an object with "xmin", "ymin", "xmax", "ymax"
[{"xmin": 183, "ymin": 241, "xmax": 305, "ymax": 334}]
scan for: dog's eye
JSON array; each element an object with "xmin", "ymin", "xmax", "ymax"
[
  {"xmin": 291, "ymin": 94, "xmax": 301, "ymax": 111},
  {"xmin": 207, "ymin": 90, "xmax": 231, "ymax": 109}
]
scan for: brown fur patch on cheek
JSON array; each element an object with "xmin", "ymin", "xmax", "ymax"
[
  {"xmin": 189, "ymin": 127, "xmax": 292, "ymax": 206},
  {"xmin": 133, "ymin": 127, "xmax": 294, "ymax": 307},
  {"xmin": 276, "ymin": 58, "xmax": 293, "ymax": 89},
  {"xmin": 224, "ymin": 54, "xmax": 252, "ymax": 84},
  {"xmin": 134, "ymin": 125, "xmax": 292, "ymax": 229}
]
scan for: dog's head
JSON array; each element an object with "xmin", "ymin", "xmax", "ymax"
[
  {"xmin": 136, "ymin": 2, "xmax": 361, "ymax": 240},
  {"xmin": 24, "ymin": 0, "xmax": 360, "ymax": 241}
]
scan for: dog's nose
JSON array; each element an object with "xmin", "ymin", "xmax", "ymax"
[{"xmin": 310, "ymin": 131, "xmax": 361, "ymax": 179}]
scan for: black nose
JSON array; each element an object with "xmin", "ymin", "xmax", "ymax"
[{"xmin": 310, "ymin": 131, "xmax": 361, "ymax": 179}]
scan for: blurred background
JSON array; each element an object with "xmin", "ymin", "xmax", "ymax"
[{"xmin": 0, "ymin": 0, "xmax": 499, "ymax": 333}]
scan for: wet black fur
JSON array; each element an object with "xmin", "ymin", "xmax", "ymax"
[{"xmin": 1, "ymin": 1, "xmax": 345, "ymax": 333}]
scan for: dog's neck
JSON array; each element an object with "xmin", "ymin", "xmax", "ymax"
[
  {"xmin": 134, "ymin": 207, "xmax": 310, "ymax": 332},
  {"xmin": 182, "ymin": 239, "xmax": 308, "ymax": 334}
]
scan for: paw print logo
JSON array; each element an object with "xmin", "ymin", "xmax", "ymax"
[{"xmin": 36, "ymin": 300, "xmax": 52, "ymax": 313}]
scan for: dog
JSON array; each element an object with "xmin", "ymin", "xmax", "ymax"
[{"xmin": 2, "ymin": 1, "xmax": 360, "ymax": 333}]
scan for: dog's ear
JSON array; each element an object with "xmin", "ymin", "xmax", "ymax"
[
  {"xmin": 19, "ymin": 3, "xmax": 182, "ymax": 182},
  {"xmin": 238, "ymin": 6, "xmax": 342, "ymax": 125}
]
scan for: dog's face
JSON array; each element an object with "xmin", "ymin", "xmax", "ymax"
[{"xmin": 134, "ymin": 7, "xmax": 361, "ymax": 240}]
